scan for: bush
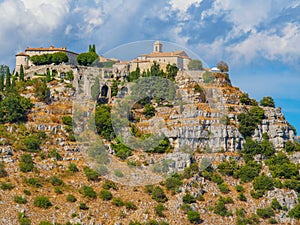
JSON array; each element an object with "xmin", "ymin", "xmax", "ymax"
[
  {"xmin": 253, "ymin": 174, "xmax": 274, "ymax": 191},
  {"xmin": 147, "ymin": 137, "xmax": 171, "ymax": 154},
  {"xmin": 218, "ymin": 183, "xmax": 230, "ymax": 193},
  {"xmin": 77, "ymin": 52, "xmax": 99, "ymax": 66},
  {"xmin": 143, "ymin": 104, "xmax": 156, "ymax": 119},
  {"xmin": 54, "ymin": 186, "xmax": 63, "ymax": 194},
  {"xmin": 99, "ymin": 189, "xmax": 113, "ymax": 201},
  {"xmin": 14, "ymin": 196, "xmax": 27, "ymax": 204},
  {"xmin": 217, "ymin": 159, "xmax": 239, "ymax": 176},
  {"xmin": 112, "ymin": 197, "xmax": 124, "ymax": 207},
  {"xmin": 256, "ymin": 207, "xmax": 274, "ymax": 218},
  {"xmin": 23, "ymin": 135, "xmax": 42, "ymax": 152},
  {"xmin": 202, "ymin": 71, "xmax": 215, "ymax": 83},
  {"xmin": 237, "ymin": 161, "xmax": 261, "ymax": 183},
  {"xmin": 211, "ymin": 172, "xmax": 224, "ymax": 185},
  {"xmin": 250, "ymin": 189, "xmax": 265, "ymax": 199},
  {"xmin": 152, "ymin": 186, "xmax": 167, "ymax": 203},
  {"xmin": 187, "ymin": 210, "xmax": 201, "ymax": 223},
  {"xmin": 182, "ymin": 193, "xmax": 196, "ymax": 204},
  {"xmin": 34, "ymin": 196, "xmax": 52, "ymax": 209},
  {"xmin": 238, "ymin": 193, "xmax": 247, "ymax": 202},
  {"xmin": 0, "ymin": 162, "xmax": 7, "ymax": 177},
  {"xmin": 30, "ymin": 52, "xmax": 68, "ymax": 65},
  {"xmin": 66, "ymin": 194, "xmax": 77, "ymax": 202},
  {"xmin": 125, "ymin": 201, "xmax": 138, "ymax": 210},
  {"xmin": 155, "ymin": 203, "xmax": 166, "ymax": 217},
  {"xmin": 271, "ymin": 198, "xmax": 282, "ymax": 210},
  {"xmin": 188, "ymin": 59, "xmax": 202, "ymax": 70},
  {"xmin": 79, "ymin": 202, "xmax": 89, "ymax": 210},
  {"xmin": 79, "ymin": 186, "xmax": 97, "ymax": 199},
  {"xmin": 213, "ymin": 197, "xmax": 233, "ymax": 217},
  {"xmin": 62, "ymin": 116, "xmax": 73, "ymax": 126},
  {"xmin": 102, "ymin": 180, "xmax": 118, "ymax": 190},
  {"xmin": 33, "ymin": 79, "xmax": 50, "ymax": 102},
  {"xmin": 68, "ymin": 163, "xmax": 79, "ymax": 172},
  {"xmin": 83, "ymin": 167, "xmax": 99, "ymax": 181},
  {"xmin": 260, "ymin": 96, "xmax": 275, "ymax": 107},
  {"xmin": 1, "ymin": 182, "xmax": 14, "ymax": 190},
  {"xmin": 25, "ymin": 177, "xmax": 42, "ymax": 188},
  {"xmin": 288, "ymin": 204, "xmax": 300, "ymax": 218},
  {"xmin": 19, "ymin": 154, "xmax": 34, "ymax": 172},
  {"xmin": 235, "ymin": 185, "xmax": 244, "ymax": 192},
  {"xmin": 95, "ymin": 104, "xmax": 115, "ymax": 140},
  {"xmin": 50, "ymin": 176, "xmax": 64, "ymax": 186},
  {"xmin": 48, "ymin": 149, "xmax": 62, "ymax": 161},
  {"xmin": 165, "ymin": 174, "xmax": 183, "ymax": 193},
  {"xmin": 39, "ymin": 222, "xmax": 53, "ymax": 225}
]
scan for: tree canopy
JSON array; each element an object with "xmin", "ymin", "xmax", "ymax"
[
  {"xmin": 260, "ymin": 96, "xmax": 275, "ymax": 107},
  {"xmin": 217, "ymin": 61, "xmax": 229, "ymax": 72},
  {"xmin": 188, "ymin": 59, "xmax": 203, "ymax": 70},
  {"xmin": 30, "ymin": 52, "xmax": 68, "ymax": 65}
]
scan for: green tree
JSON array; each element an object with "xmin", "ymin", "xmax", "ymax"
[
  {"xmin": 19, "ymin": 154, "xmax": 34, "ymax": 172},
  {"xmin": 99, "ymin": 189, "xmax": 113, "ymax": 201},
  {"xmin": 95, "ymin": 104, "xmax": 115, "ymax": 140},
  {"xmin": 5, "ymin": 67, "xmax": 11, "ymax": 89},
  {"xmin": 79, "ymin": 185, "xmax": 97, "ymax": 199},
  {"xmin": 20, "ymin": 64, "xmax": 25, "ymax": 81},
  {"xmin": 0, "ymin": 74, "xmax": 4, "ymax": 91},
  {"xmin": 46, "ymin": 68, "xmax": 51, "ymax": 82},
  {"xmin": 217, "ymin": 61, "xmax": 229, "ymax": 72},
  {"xmin": 0, "ymin": 92, "xmax": 33, "ymax": 123},
  {"xmin": 51, "ymin": 52, "xmax": 68, "ymax": 65},
  {"xmin": 151, "ymin": 186, "xmax": 167, "ymax": 203},
  {"xmin": 253, "ymin": 174, "xmax": 274, "ymax": 191},
  {"xmin": 34, "ymin": 196, "xmax": 52, "ymax": 209},
  {"xmin": 288, "ymin": 204, "xmax": 300, "ymax": 218},
  {"xmin": 166, "ymin": 63, "xmax": 179, "ymax": 80},
  {"xmin": 77, "ymin": 52, "xmax": 99, "ymax": 66},
  {"xmin": 33, "ymin": 79, "xmax": 50, "ymax": 102},
  {"xmin": 256, "ymin": 207, "xmax": 274, "ymax": 218},
  {"xmin": 111, "ymin": 79, "xmax": 120, "ymax": 97},
  {"xmin": 187, "ymin": 211, "xmax": 201, "ymax": 223},
  {"xmin": 188, "ymin": 59, "xmax": 203, "ymax": 70},
  {"xmin": 260, "ymin": 96, "xmax": 275, "ymax": 107},
  {"xmin": 143, "ymin": 104, "xmax": 156, "ymax": 118}
]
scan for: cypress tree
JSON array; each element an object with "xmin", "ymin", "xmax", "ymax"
[
  {"xmin": 20, "ymin": 65, "xmax": 24, "ymax": 81},
  {"xmin": 0, "ymin": 75, "xmax": 4, "ymax": 91},
  {"xmin": 5, "ymin": 67, "xmax": 11, "ymax": 89},
  {"xmin": 11, "ymin": 77, "xmax": 16, "ymax": 89},
  {"xmin": 46, "ymin": 69, "xmax": 51, "ymax": 82}
]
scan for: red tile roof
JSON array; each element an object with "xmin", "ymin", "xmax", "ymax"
[
  {"xmin": 16, "ymin": 52, "xmax": 29, "ymax": 57},
  {"xmin": 25, "ymin": 46, "xmax": 78, "ymax": 55}
]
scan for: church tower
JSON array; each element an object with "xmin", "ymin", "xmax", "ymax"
[{"xmin": 153, "ymin": 41, "xmax": 162, "ymax": 53}]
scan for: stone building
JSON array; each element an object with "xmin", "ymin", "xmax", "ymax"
[
  {"xmin": 15, "ymin": 46, "xmax": 78, "ymax": 73},
  {"xmin": 113, "ymin": 41, "xmax": 192, "ymax": 73}
]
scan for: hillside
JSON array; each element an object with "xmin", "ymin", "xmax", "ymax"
[{"xmin": 0, "ymin": 63, "xmax": 300, "ymax": 225}]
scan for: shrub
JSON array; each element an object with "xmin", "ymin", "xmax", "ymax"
[
  {"xmin": 125, "ymin": 201, "xmax": 138, "ymax": 210},
  {"xmin": 83, "ymin": 167, "xmax": 99, "ymax": 181},
  {"xmin": 54, "ymin": 187, "xmax": 63, "ymax": 194},
  {"xmin": 250, "ymin": 189, "xmax": 265, "ymax": 199},
  {"xmin": 188, "ymin": 59, "xmax": 202, "ymax": 70},
  {"xmin": 1, "ymin": 182, "xmax": 14, "ymax": 190},
  {"xmin": 111, "ymin": 140, "xmax": 132, "ymax": 160},
  {"xmin": 33, "ymin": 79, "xmax": 50, "ymax": 102},
  {"xmin": 68, "ymin": 163, "xmax": 79, "ymax": 172},
  {"xmin": 48, "ymin": 149, "xmax": 62, "ymax": 161},
  {"xmin": 34, "ymin": 196, "xmax": 52, "ymax": 209},
  {"xmin": 211, "ymin": 172, "xmax": 224, "ymax": 185},
  {"xmin": 238, "ymin": 193, "xmax": 247, "ymax": 202},
  {"xmin": 155, "ymin": 203, "xmax": 166, "ymax": 217},
  {"xmin": 66, "ymin": 194, "xmax": 77, "ymax": 202},
  {"xmin": 235, "ymin": 185, "xmax": 244, "ymax": 192},
  {"xmin": 39, "ymin": 222, "xmax": 53, "ymax": 225},
  {"xmin": 112, "ymin": 197, "xmax": 124, "ymax": 207},
  {"xmin": 182, "ymin": 193, "xmax": 196, "ymax": 204},
  {"xmin": 99, "ymin": 189, "xmax": 113, "ymax": 201},
  {"xmin": 23, "ymin": 135, "xmax": 42, "ymax": 152},
  {"xmin": 79, "ymin": 186, "xmax": 97, "ymax": 199},
  {"xmin": 23, "ymin": 190, "xmax": 31, "ymax": 195},
  {"xmin": 50, "ymin": 176, "xmax": 63, "ymax": 186},
  {"xmin": 145, "ymin": 184, "xmax": 154, "ymax": 194},
  {"xmin": 14, "ymin": 196, "xmax": 27, "ymax": 204},
  {"xmin": 25, "ymin": 177, "xmax": 42, "ymax": 188},
  {"xmin": 102, "ymin": 180, "xmax": 118, "ymax": 190},
  {"xmin": 187, "ymin": 210, "xmax": 201, "ymax": 223},
  {"xmin": 165, "ymin": 174, "xmax": 183, "ymax": 193},
  {"xmin": 213, "ymin": 197, "xmax": 233, "ymax": 217},
  {"xmin": 253, "ymin": 174, "xmax": 274, "ymax": 191},
  {"xmin": 218, "ymin": 159, "xmax": 239, "ymax": 176},
  {"xmin": 256, "ymin": 207, "xmax": 274, "ymax": 218},
  {"xmin": 202, "ymin": 71, "xmax": 215, "ymax": 83},
  {"xmin": 218, "ymin": 183, "xmax": 230, "ymax": 193},
  {"xmin": 114, "ymin": 169, "xmax": 124, "ymax": 177},
  {"xmin": 152, "ymin": 186, "xmax": 167, "ymax": 203},
  {"xmin": 79, "ymin": 202, "xmax": 89, "ymax": 210},
  {"xmin": 0, "ymin": 162, "xmax": 8, "ymax": 177},
  {"xmin": 271, "ymin": 198, "xmax": 282, "ymax": 210},
  {"xmin": 143, "ymin": 104, "xmax": 156, "ymax": 119},
  {"xmin": 268, "ymin": 218, "xmax": 278, "ymax": 224},
  {"xmin": 62, "ymin": 116, "xmax": 73, "ymax": 126},
  {"xmin": 237, "ymin": 161, "xmax": 261, "ymax": 183},
  {"xmin": 260, "ymin": 96, "xmax": 275, "ymax": 107},
  {"xmin": 19, "ymin": 154, "xmax": 34, "ymax": 172}
]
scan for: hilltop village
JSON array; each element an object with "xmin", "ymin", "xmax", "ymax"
[{"xmin": 0, "ymin": 41, "xmax": 299, "ymax": 225}]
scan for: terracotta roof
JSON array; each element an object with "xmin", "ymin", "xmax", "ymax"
[
  {"xmin": 114, "ymin": 61, "xmax": 130, "ymax": 65},
  {"xmin": 131, "ymin": 59, "xmax": 150, "ymax": 63},
  {"xmin": 141, "ymin": 50, "xmax": 190, "ymax": 59},
  {"xmin": 16, "ymin": 52, "xmax": 29, "ymax": 56},
  {"xmin": 25, "ymin": 46, "xmax": 78, "ymax": 55}
]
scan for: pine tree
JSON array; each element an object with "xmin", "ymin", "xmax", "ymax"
[
  {"xmin": 0, "ymin": 75, "xmax": 4, "ymax": 91},
  {"xmin": 46, "ymin": 69, "xmax": 51, "ymax": 82},
  {"xmin": 11, "ymin": 77, "xmax": 16, "ymax": 89},
  {"xmin": 20, "ymin": 65, "xmax": 24, "ymax": 81},
  {"xmin": 5, "ymin": 67, "xmax": 11, "ymax": 89}
]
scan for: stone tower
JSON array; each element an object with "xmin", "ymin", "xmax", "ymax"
[{"xmin": 153, "ymin": 41, "xmax": 162, "ymax": 53}]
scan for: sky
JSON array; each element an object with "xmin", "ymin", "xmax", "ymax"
[{"xmin": 0, "ymin": 0, "xmax": 299, "ymax": 133}]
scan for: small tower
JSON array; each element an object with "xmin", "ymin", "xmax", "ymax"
[{"xmin": 153, "ymin": 41, "xmax": 162, "ymax": 53}]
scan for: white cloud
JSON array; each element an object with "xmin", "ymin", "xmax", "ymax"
[
  {"xmin": 228, "ymin": 22, "xmax": 300, "ymax": 64},
  {"xmin": 169, "ymin": 0, "xmax": 202, "ymax": 19}
]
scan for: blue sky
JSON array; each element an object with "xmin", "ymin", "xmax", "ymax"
[{"xmin": 0, "ymin": 0, "xmax": 299, "ymax": 133}]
